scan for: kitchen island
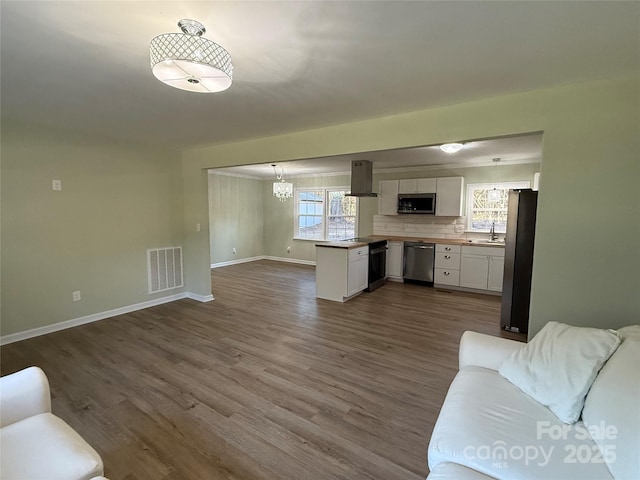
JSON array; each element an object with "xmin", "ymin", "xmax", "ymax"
[{"xmin": 315, "ymin": 242, "xmax": 369, "ymax": 302}]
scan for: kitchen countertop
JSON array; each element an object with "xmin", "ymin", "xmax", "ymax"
[
  {"xmin": 371, "ymin": 235, "xmax": 505, "ymax": 247},
  {"xmin": 316, "ymin": 241, "xmax": 369, "ymax": 249},
  {"xmin": 317, "ymin": 236, "xmax": 506, "ymax": 249}
]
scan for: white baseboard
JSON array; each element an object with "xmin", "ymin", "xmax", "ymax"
[
  {"xmin": 211, "ymin": 255, "xmax": 265, "ymax": 269},
  {"xmin": 0, "ymin": 291, "xmax": 213, "ymax": 346},
  {"xmin": 211, "ymin": 255, "xmax": 315, "ymax": 268},
  {"xmin": 264, "ymin": 256, "xmax": 316, "ymax": 266},
  {"xmin": 434, "ymin": 284, "xmax": 502, "ymax": 296},
  {"xmin": 186, "ymin": 292, "xmax": 215, "ymax": 302}
]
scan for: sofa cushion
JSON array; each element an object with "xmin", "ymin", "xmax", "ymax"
[
  {"xmin": 498, "ymin": 321, "xmax": 620, "ymax": 423},
  {"xmin": 428, "ymin": 462, "xmax": 496, "ymax": 479},
  {"xmin": 428, "ymin": 366, "xmax": 613, "ymax": 479},
  {"xmin": 0, "ymin": 412, "xmax": 103, "ymax": 480},
  {"xmin": 582, "ymin": 326, "xmax": 640, "ymax": 480}
]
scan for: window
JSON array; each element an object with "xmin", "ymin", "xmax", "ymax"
[
  {"xmin": 294, "ymin": 188, "xmax": 357, "ymax": 240},
  {"xmin": 466, "ymin": 182, "xmax": 530, "ymax": 233}
]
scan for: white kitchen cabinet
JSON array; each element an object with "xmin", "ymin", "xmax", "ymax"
[
  {"xmin": 347, "ymin": 247, "xmax": 369, "ymax": 296},
  {"xmin": 398, "ymin": 178, "xmax": 437, "ymax": 194},
  {"xmin": 487, "ymin": 256, "xmax": 504, "ymax": 292},
  {"xmin": 459, "ymin": 246, "xmax": 505, "ymax": 293},
  {"xmin": 378, "ymin": 180, "xmax": 399, "ymax": 215},
  {"xmin": 435, "ymin": 176, "xmax": 464, "ymax": 217},
  {"xmin": 316, "ymin": 245, "xmax": 369, "ymax": 302},
  {"xmin": 434, "ymin": 244, "xmax": 461, "ymax": 287},
  {"xmin": 386, "ymin": 241, "xmax": 404, "ymax": 281},
  {"xmin": 460, "ymin": 254, "xmax": 490, "ymax": 289}
]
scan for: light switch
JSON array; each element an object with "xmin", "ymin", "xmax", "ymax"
[{"xmin": 52, "ymin": 179, "xmax": 62, "ymax": 191}]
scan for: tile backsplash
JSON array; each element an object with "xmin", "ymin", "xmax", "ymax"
[{"xmin": 373, "ymin": 214, "xmax": 468, "ymax": 239}]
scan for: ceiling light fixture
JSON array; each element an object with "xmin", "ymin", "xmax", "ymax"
[
  {"xmin": 272, "ymin": 164, "xmax": 293, "ymax": 202},
  {"xmin": 149, "ymin": 19, "xmax": 233, "ymax": 93},
  {"xmin": 488, "ymin": 157, "xmax": 502, "ymax": 202},
  {"xmin": 439, "ymin": 143, "xmax": 464, "ymax": 154}
]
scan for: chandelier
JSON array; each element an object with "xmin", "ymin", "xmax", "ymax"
[
  {"xmin": 272, "ymin": 164, "xmax": 293, "ymax": 202},
  {"xmin": 149, "ymin": 19, "xmax": 233, "ymax": 93}
]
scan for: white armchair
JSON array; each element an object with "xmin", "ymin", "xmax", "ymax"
[{"xmin": 0, "ymin": 366, "xmax": 106, "ymax": 480}]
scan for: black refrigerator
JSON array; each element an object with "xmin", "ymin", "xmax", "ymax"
[{"xmin": 501, "ymin": 189, "xmax": 538, "ymax": 334}]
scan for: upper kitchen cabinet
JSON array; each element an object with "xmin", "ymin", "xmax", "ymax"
[
  {"xmin": 378, "ymin": 180, "xmax": 399, "ymax": 215},
  {"xmin": 435, "ymin": 176, "xmax": 464, "ymax": 217},
  {"xmin": 379, "ymin": 176, "xmax": 464, "ymax": 216},
  {"xmin": 398, "ymin": 178, "xmax": 437, "ymax": 194}
]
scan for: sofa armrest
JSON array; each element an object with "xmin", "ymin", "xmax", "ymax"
[
  {"xmin": 459, "ymin": 331, "xmax": 523, "ymax": 371},
  {"xmin": 0, "ymin": 366, "xmax": 52, "ymax": 427}
]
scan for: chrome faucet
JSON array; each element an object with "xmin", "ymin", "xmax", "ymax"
[{"xmin": 489, "ymin": 222, "xmax": 499, "ymax": 241}]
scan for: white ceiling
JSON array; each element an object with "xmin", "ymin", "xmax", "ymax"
[
  {"xmin": 211, "ymin": 133, "xmax": 543, "ymax": 177},
  {"xmin": 1, "ymin": 1, "xmax": 638, "ymax": 151}
]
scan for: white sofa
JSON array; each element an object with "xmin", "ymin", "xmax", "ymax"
[
  {"xmin": 0, "ymin": 366, "xmax": 106, "ymax": 480},
  {"xmin": 427, "ymin": 329, "xmax": 639, "ymax": 479}
]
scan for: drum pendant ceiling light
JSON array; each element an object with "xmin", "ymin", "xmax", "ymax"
[{"xmin": 149, "ymin": 19, "xmax": 233, "ymax": 93}]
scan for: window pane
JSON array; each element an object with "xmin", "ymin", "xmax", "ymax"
[
  {"xmin": 298, "ymin": 215, "xmax": 323, "ymax": 239},
  {"xmin": 295, "ymin": 188, "xmax": 358, "ymax": 240},
  {"xmin": 327, "ymin": 215, "xmax": 356, "ymax": 240},
  {"xmin": 326, "ymin": 190, "xmax": 357, "ymax": 240},
  {"xmin": 467, "ymin": 181, "xmax": 529, "ymax": 233}
]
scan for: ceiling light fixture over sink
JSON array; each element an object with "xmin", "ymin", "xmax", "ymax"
[
  {"xmin": 488, "ymin": 157, "xmax": 502, "ymax": 202},
  {"xmin": 439, "ymin": 143, "xmax": 464, "ymax": 154},
  {"xmin": 149, "ymin": 19, "xmax": 233, "ymax": 93}
]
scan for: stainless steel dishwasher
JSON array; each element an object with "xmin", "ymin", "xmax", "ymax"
[{"xmin": 403, "ymin": 241, "xmax": 435, "ymax": 284}]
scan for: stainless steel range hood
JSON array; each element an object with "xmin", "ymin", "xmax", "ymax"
[{"xmin": 346, "ymin": 160, "xmax": 377, "ymax": 197}]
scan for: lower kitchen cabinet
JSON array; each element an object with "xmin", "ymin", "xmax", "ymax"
[
  {"xmin": 434, "ymin": 244, "xmax": 461, "ymax": 287},
  {"xmin": 487, "ymin": 255, "xmax": 504, "ymax": 292},
  {"xmin": 459, "ymin": 246, "xmax": 505, "ymax": 293},
  {"xmin": 316, "ymin": 245, "xmax": 369, "ymax": 302},
  {"xmin": 386, "ymin": 241, "xmax": 404, "ymax": 280},
  {"xmin": 347, "ymin": 247, "xmax": 369, "ymax": 296}
]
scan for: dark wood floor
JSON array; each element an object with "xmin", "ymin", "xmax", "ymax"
[{"xmin": 1, "ymin": 260, "xmax": 519, "ymax": 480}]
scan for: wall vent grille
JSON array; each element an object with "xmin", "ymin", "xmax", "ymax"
[{"xmin": 147, "ymin": 247, "xmax": 183, "ymax": 294}]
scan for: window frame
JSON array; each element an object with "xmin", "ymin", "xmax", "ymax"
[
  {"xmin": 465, "ymin": 181, "xmax": 530, "ymax": 233},
  {"xmin": 293, "ymin": 187, "xmax": 359, "ymax": 241}
]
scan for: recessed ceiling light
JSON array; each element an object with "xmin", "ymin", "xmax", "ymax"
[{"xmin": 440, "ymin": 143, "xmax": 464, "ymax": 154}]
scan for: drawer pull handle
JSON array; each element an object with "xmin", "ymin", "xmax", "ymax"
[
  {"xmin": 444, "ymin": 255, "xmax": 451, "ymax": 259},
  {"xmin": 444, "ymin": 272, "xmax": 450, "ymax": 276},
  {"xmin": 445, "ymin": 247, "xmax": 451, "ymax": 251}
]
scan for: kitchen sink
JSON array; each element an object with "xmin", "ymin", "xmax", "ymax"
[{"xmin": 468, "ymin": 239, "xmax": 505, "ymax": 245}]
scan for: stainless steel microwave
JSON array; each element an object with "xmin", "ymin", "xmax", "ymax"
[{"xmin": 398, "ymin": 193, "xmax": 436, "ymax": 214}]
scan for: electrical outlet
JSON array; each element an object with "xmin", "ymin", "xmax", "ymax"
[
  {"xmin": 232, "ymin": 248, "xmax": 237, "ymax": 254},
  {"xmin": 52, "ymin": 179, "xmax": 62, "ymax": 191},
  {"xmin": 72, "ymin": 290, "xmax": 81, "ymax": 302}
]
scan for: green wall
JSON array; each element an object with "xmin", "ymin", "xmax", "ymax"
[
  {"xmin": 1, "ymin": 121, "xmax": 185, "ymax": 337},
  {"xmin": 208, "ymin": 173, "xmax": 264, "ymax": 264},
  {"xmin": 182, "ymin": 75, "xmax": 639, "ymax": 337}
]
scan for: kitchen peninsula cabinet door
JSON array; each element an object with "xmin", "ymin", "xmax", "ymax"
[{"xmin": 347, "ymin": 250, "xmax": 369, "ymax": 296}]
